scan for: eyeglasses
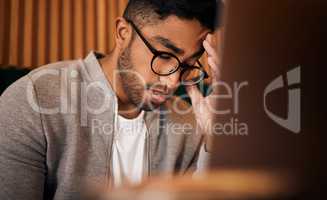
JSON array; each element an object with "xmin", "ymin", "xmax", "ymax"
[{"xmin": 125, "ymin": 19, "xmax": 209, "ymax": 86}]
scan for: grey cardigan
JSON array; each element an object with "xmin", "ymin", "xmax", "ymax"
[{"xmin": 0, "ymin": 52, "xmax": 204, "ymax": 200}]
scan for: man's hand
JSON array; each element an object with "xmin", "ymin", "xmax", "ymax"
[{"xmin": 185, "ymin": 32, "xmax": 221, "ymax": 151}]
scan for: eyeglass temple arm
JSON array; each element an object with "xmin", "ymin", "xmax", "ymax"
[{"xmin": 125, "ymin": 19, "xmax": 158, "ymax": 55}]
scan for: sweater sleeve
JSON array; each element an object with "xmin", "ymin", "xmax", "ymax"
[{"xmin": 0, "ymin": 75, "xmax": 47, "ymax": 200}]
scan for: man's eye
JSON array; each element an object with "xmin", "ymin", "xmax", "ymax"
[{"xmin": 159, "ymin": 55, "xmax": 171, "ymax": 60}]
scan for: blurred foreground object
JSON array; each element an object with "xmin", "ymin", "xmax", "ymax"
[{"xmin": 101, "ymin": 169, "xmax": 301, "ymax": 200}]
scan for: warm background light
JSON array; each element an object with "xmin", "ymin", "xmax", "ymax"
[{"xmin": 0, "ymin": 0, "xmax": 128, "ymax": 69}]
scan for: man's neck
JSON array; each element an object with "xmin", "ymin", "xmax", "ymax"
[{"xmin": 99, "ymin": 51, "xmax": 142, "ymax": 119}]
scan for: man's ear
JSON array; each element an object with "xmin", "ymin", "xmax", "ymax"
[{"xmin": 115, "ymin": 17, "xmax": 133, "ymax": 51}]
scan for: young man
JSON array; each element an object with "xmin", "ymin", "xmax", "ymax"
[{"xmin": 0, "ymin": 0, "xmax": 221, "ymax": 199}]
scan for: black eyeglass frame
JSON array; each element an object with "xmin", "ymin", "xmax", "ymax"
[{"xmin": 125, "ymin": 18, "xmax": 209, "ymax": 84}]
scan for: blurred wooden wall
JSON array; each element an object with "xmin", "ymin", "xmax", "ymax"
[{"xmin": 0, "ymin": 0, "xmax": 128, "ymax": 68}]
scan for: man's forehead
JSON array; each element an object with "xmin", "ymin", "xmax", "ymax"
[
  {"xmin": 145, "ymin": 16, "xmax": 208, "ymax": 38},
  {"xmin": 144, "ymin": 17, "xmax": 209, "ymax": 56}
]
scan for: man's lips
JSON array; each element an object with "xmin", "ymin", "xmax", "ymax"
[{"xmin": 149, "ymin": 88, "xmax": 170, "ymax": 104}]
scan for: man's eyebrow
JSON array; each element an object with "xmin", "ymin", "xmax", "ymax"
[
  {"xmin": 186, "ymin": 46, "xmax": 205, "ymax": 61},
  {"xmin": 153, "ymin": 36, "xmax": 185, "ymax": 55}
]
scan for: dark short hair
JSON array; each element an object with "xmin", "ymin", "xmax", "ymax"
[{"xmin": 123, "ymin": 0, "xmax": 222, "ymax": 32}]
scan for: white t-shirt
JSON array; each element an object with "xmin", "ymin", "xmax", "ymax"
[
  {"xmin": 111, "ymin": 108, "xmax": 210, "ymax": 187},
  {"xmin": 111, "ymin": 111, "xmax": 148, "ymax": 187}
]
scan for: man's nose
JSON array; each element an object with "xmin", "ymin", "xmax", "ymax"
[{"xmin": 159, "ymin": 70, "xmax": 181, "ymax": 93}]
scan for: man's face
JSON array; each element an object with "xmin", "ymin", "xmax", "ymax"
[{"xmin": 118, "ymin": 16, "xmax": 210, "ymax": 111}]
